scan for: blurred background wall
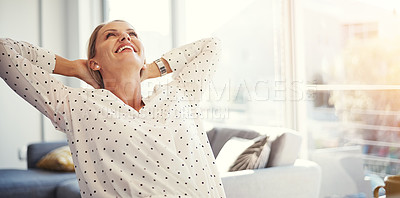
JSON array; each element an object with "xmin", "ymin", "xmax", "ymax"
[{"xmin": 0, "ymin": 0, "xmax": 103, "ymax": 169}]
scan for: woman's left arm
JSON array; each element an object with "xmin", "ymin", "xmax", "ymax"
[
  {"xmin": 141, "ymin": 57, "xmax": 172, "ymax": 81},
  {"xmin": 142, "ymin": 37, "xmax": 221, "ymax": 86}
]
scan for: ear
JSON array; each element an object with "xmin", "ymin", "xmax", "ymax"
[{"xmin": 89, "ymin": 59, "xmax": 101, "ymax": 71}]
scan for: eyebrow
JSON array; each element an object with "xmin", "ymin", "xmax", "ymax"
[{"xmin": 102, "ymin": 28, "xmax": 136, "ymax": 35}]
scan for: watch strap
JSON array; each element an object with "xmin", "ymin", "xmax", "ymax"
[{"xmin": 155, "ymin": 58, "xmax": 167, "ymax": 76}]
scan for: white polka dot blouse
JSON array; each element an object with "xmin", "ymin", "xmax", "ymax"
[{"xmin": 0, "ymin": 37, "xmax": 226, "ymax": 198}]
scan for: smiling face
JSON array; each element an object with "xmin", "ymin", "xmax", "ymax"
[{"xmin": 89, "ymin": 21, "xmax": 145, "ymax": 82}]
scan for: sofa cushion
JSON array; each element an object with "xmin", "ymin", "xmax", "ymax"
[
  {"xmin": 229, "ymin": 136, "xmax": 270, "ymax": 171},
  {"xmin": 36, "ymin": 146, "xmax": 74, "ymax": 172},
  {"xmin": 28, "ymin": 141, "xmax": 68, "ymax": 169},
  {"xmin": 56, "ymin": 179, "xmax": 81, "ymax": 198},
  {"xmin": 0, "ymin": 169, "xmax": 76, "ymax": 198},
  {"xmin": 266, "ymin": 131, "xmax": 302, "ymax": 167}
]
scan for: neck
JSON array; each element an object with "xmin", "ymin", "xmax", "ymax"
[{"xmin": 102, "ymin": 71, "xmax": 144, "ymax": 112}]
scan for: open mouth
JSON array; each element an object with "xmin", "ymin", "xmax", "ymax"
[{"xmin": 115, "ymin": 44, "xmax": 136, "ymax": 53}]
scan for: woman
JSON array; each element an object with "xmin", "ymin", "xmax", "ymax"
[{"xmin": 0, "ymin": 20, "xmax": 225, "ymax": 198}]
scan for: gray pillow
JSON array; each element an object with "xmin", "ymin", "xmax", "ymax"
[
  {"xmin": 207, "ymin": 127, "xmax": 260, "ymax": 157},
  {"xmin": 266, "ymin": 132, "xmax": 302, "ymax": 167},
  {"xmin": 228, "ymin": 136, "xmax": 270, "ymax": 172}
]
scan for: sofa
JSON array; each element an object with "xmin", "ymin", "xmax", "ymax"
[
  {"xmin": 0, "ymin": 127, "xmax": 321, "ymax": 198},
  {"xmin": 208, "ymin": 126, "xmax": 321, "ymax": 198},
  {"xmin": 311, "ymin": 146, "xmax": 375, "ymax": 198},
  {"xmin": 0, "ymin": 142, "xmax": 80, "ymax": 198}
]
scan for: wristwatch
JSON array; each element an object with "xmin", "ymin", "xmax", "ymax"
[{"xmin": 155, "ymin": 58, "xmax": 167, "ymax": 76}]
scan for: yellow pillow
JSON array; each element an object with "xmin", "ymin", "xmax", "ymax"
[{"xmin": 36, "ymin": 146, "xmax": 75, "ymax": 172}]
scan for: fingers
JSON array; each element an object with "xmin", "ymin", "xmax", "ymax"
[
  {"xmin": 76, "ymin": 59, "xmax": 100, "ymax": 89},
  {"xmin": 79, "ymin": 71, "xmax": 100, "ymax": 89},
  {"xmin": 91, "ymin": 82, "xmax": 101, "ymax": 89},
  {"xmin": 87, "ymin": 78, "xmax": 100, "ymax": 89}
]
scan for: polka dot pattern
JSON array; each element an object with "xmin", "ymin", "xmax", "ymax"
[{"xmin": 0, "ymin": 37, "xmax": 225, "ymax": 197}]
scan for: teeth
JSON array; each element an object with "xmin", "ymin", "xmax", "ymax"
[{"xmin": 117, "ymin": 45, "xmax": 134, "ymax": 53}]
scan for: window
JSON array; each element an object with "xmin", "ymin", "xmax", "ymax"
[
  {"xmin": 343, "ymin": 22, "xmax": 379, "ymax": 42},
  {"xmin": 182, "ymin": 0, "xmax": 285, "ymax": 127},
  {"xmin": 295, "ymin": 0, "xmax": 400, "ymax": 178}
]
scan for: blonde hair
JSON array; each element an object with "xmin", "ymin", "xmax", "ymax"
[{"xmin": 87, "ymin": 20, "xmax": 128, "ymax": 89}]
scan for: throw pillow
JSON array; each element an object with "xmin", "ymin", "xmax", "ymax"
[
  {"xmin": 207, "ymin": 127, "xmax": 261, "ymax": 157},
  {"xmin": 228, "ymin": 136, "xmax": 270, "ymax": 172},
  {"xmin": 266, "ymin": 132, "xmax": 302, "ymax": 167},
  {"xmin": 36, "ymin": 145, "xmax": 75, "ymax": 172},
  {"xmin": 216, "ymin": 137, "xmax": 256, "ymax": 173}
]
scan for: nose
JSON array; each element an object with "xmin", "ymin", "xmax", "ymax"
[{"xmin": 119, "ymin": 32, "xmax": 131, "ymax": 42}]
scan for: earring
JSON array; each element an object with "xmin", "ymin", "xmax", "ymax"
[{"xmin": 95, "ymin": 65, "xmax": 100, "ymax": 69}]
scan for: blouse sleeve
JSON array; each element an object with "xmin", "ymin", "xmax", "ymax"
[
  {"xmin": 162, "ymin": 37, "xmax": 221, "ymax": 100},
  {"xmin": 0, "ymin": 38, "xmax": 71, "ymax": 132}
]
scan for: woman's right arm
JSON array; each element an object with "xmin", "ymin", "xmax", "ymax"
[
  {"xmin": 53, "ymin": 55, "xmax": 100, "ymax": 89},
  {"xmin": 0, "ymin": 38, "xmax": 73, "ymax": 132}
]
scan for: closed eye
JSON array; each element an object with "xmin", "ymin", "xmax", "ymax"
[
  {"xmin": 106, "ymin": 32, "xmax": 115, "ymax": 39},
  {"xmin": 129, "ymin": 32, "xmax": 138, "ymax": 38}
]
